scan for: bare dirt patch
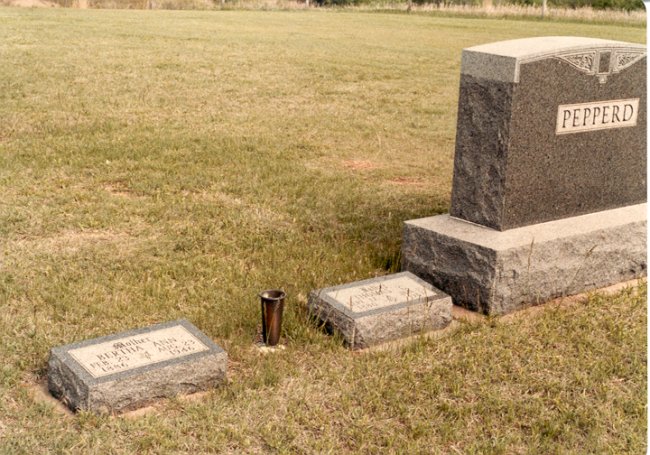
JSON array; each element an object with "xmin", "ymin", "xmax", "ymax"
[
  {"xmin": 341, "ymin": 160, "xmax": 380, "ymax": 171},
  {"xmin": 103, "ymin": 183, "xmax": 139, "ymax": 199},
  {"xmin": 26, "ymin": 382, "xmax": 73, "ymax": 417},
  {"xmin": 27, "ymin": 379, "xmax": 212, "ymax": 419},
  {"xmin": 386, "ymin": 176, "xmax": 427, "ymax": 187}
]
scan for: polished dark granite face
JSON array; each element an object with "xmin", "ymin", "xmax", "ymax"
[{"xmin": 450, "ymin": 52, "xmax": 646, "ymax": 231}]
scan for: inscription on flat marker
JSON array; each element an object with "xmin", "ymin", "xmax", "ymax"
[
  {"xmin": 48, "ymin": 319, "xmax": 227, "ymax": 413},
  {"xmin": 556, "ymin": 98, "xmax": 639, "ymax": 134},
  {"xmin": 325, "ymin": 275, "xmax": 437, "ymax": 313},
  {"xmin": 308, "ymin": 272, "xmax": 452, "ymax": 349},
  {"xmin": 69, "ymin": 326, "xmax": 209, "ymax": 378}
]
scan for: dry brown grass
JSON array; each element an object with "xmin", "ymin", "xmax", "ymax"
[
  {"xmin": 0, "ymin": 0, "xmax": 645, "ymax": 26},
  {"xmin": 0, "ymin": 8, "xmax": 645, "ymax": 453},
  {"xmin": 386, "ymin": 176, "xmax": 427, "ymax": 186},
  {"xmin": 342, "ymin": 159, "xmax": 381, "ymax": 171},
  {"xmin": 2, "ymin": 230, "xmax": 133, "ymax": 256},
  {"xmin": 0, "ymin": 0, "xmax": 57, "ymax": 7},
  {"xmin": 355, "ymin": 2, "xmax": 646, "ymax": 24}
]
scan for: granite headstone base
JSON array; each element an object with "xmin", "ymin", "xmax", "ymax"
[
  {"xmin": 48, "ymin": 319, "xmax": 227, "ymax": 414},
  {"xmin": 401, "ymin": 204, "xmax": 646, "ymax": 315},
  {"xmin": 308, "ymin": 272, "xmax": 452, "ymax": 349}
]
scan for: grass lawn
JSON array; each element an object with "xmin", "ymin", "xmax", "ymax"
[{"xmin": 0, "ymin": 7, "xmax": 646, "ymax": 453}]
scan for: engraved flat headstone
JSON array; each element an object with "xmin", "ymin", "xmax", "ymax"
[
  {"xmin": 308, "ymin": 272, "xmax": 452, "ymax": 349},
  {"xmin": 450, "ymin": 36, "xmax": 646, "ymax": 231},
  {"xmin": 48, "ymin": 319, "xmax": 227, "ymax": 413},
  {"xmin": 402, "ymin": 36, "xmax": 647, "ymax": 315}
]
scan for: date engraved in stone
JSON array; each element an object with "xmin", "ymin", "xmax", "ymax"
[
  {"xmin": 556, "ymin": 98, "xmax": 639, "ymax": 134},
  {"xmin": 68, "ymin": 326, "xmax": 209, "ymax": 378},
  {"xmin": 325, "ymin": 275, "xmax": 436, "ymax": 313}
]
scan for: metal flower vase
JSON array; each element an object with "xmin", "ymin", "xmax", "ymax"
[{"xmin": 259, "ymin": 289, "xmax": 286, "ymax": 346}]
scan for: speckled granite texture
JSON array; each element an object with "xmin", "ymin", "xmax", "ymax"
[
  {"xmin": 402, "ymin": 204, "xmax": 647, "ymax": 315},
  {"xmin": 308, "ymin": 272, "xmax": 452, "ymax": 349},
  {"xmin": 450, "ymin": 38, "xmax": 646, "ymax": 231},
  {"xmin": 48, "ymin": 319, "xmax": 227, "ymax": 414}
]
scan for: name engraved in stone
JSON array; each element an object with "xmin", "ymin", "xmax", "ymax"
[
  {"xmin": 325, "ymin": 275, "xmax": 436, "ymax": 313},
  {"xmin": 68, "ymin": 326, "xmax": 209, "ymax": 378},
  {"xmin": 556, "ymin": 98, "xmax": 639, "ymax": 134}
]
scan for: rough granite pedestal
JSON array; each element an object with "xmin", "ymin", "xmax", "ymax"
[
  {"xmin": 402, "ymin": 36, "xmax": 647, "ymax": 315},
  {"xmin": 48, "ymin": 319, "xmax": 227, "ymax": 414},
  {"xmin": 402, "ymin": 204, "xmax": 647, "ymax": 315},
  {"xmin": 308, "ymin": 272, "xmax": 452, "ymax": 349}
]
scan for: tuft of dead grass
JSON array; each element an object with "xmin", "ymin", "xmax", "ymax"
[
  {"xmin": 351, "ymin": 3, "xmax": 646, "ymax": 25},
  {"xmin": 342, "ymin": 159, "xmax": 380, "ymax": 171},
  {"xmin": 2, "ymin": 230, "xmax": 135, "ymax": 256},
  {"xmin": 386, "ymin": 176, "xmax": 427, "ymax": 186}
]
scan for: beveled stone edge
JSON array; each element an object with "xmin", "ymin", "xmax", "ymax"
[
  {"xmin": 309, "ymin": 290, "xmax": 453, "ymax": 350},
  {"xmin": 402, "ymin": 205, "xmax": 647, "ymax": 315},
  {"xmin": 308, "ymin": 271, "xmax": 449, "ymax": 319},
  {"xmin": 351, "ymin": 296, "xmax": 454, "ymax": 348},
  {"xmin": 85, "ymin": 350, "xmax": 228, "ymax": 413},
  {"xmin": 405, "ymin": 203, "xmax": 647, "ymax": 252},
  {"xmin": 461, "ymin": 37, "xmax": 646, "ymax": 83},
  {"xmin": 48, "ymin": 319, "xmax": 225, "ymax": 387}
]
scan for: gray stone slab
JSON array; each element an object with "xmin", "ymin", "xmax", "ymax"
[
  {"xmin": 308, "ymin": 272, "xmax": 452, "ymax": 349},
  {"xmin": 461, "ymin": 37, "xmax": 644, "ymax": 83},
  {"xmin": 402, "ymin": 204, "xmax": 647, "ymax": 315},
  {"xmin": 450, "ymin": 36, "xmax": 646, "ymax": 231},
  {"xmin": 48, "ymin": 319, "xmax": 227, "ymax": 414}
]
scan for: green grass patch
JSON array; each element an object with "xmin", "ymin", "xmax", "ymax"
[{"xmin": 0, "ymin": 8, "xmax": 646, "ymax": 453}]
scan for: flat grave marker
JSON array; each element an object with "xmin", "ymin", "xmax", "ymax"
[
  {"xmin": 67, "ymin": 325, "xmax": 210, "ymax": 378},
  {"xmin": 309, "ymin": 272, "xmax": 452, "ymax": 349},
  {"xmin": 48, "ymin": 319, "xmax": 227, "ymax": 414}
]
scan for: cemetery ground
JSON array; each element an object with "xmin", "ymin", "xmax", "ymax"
[{"xmin": 0, "ymin": 7, "xmax": 646, "ymax": 453}]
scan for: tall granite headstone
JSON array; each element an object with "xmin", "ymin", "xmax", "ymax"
[{"xmin": 402, "ymin": 37, "xmax": 647, "ymax": 315}]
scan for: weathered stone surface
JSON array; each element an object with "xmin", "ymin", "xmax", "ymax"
[
  {"xmin": 308, "ymin": 272, "xmax": 452, "ymax": 349},
  {"xmin": 402, "ymin": 204, "xmax": 647, "ymax": 315},
  {"xmin": 450, "ymin": 37, "xmax": 646, "ymax": 231},
  {"xmin": 48, "ymin": 319, "xmax": 227, "ymax": 414}
]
